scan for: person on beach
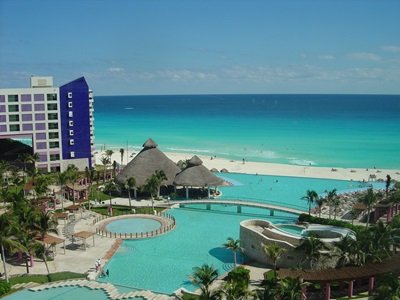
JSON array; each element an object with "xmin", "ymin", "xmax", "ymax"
[{"xmin": 106, "ymin": 269, "xmax": 110, "ymax": 277}]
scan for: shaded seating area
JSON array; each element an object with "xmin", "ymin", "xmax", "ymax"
[
  {"xmin": 72, "ymin": 231, "xmax": 95, "ymax": 250},
  {"xmin": 42, "ymin": 234, "xmax": 66, "ymax": 255},
  {"xmin": 278, "ymin": 254, "xmax": 400, "ymax": 300},
  {"xmin": 174, "ymin": 155, "xmax": 224, "ymax": 199}
]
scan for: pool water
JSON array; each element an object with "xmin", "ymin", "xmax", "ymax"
[
  {"xmin": 218, "ymin": 173, "xmax": 385, "ymax": 210},
  {"xmin": 106, "ymin": 218, "xmax": 161, "ymax": 234},
  {"xmin": 276, "ymin": 224, "xmax": 304, "ymax": 236},
  {"xmin": 3, "ymin": 286, "xmax": 110, "ymax": 300},
  {"xmin": 98, "ymin": 206, "xmax": 297, "ymax": 294}
]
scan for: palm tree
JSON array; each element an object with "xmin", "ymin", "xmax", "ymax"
[
  {"xmin": 66, "ymin": 165, "xmax": 79, "ymax": 204},
  {"xmin": 190, "ymin": 264, "xmax": 219, "ymax": 300},
  {"xmin": 0, "ymin": 214, "xmax": 26, "ymax": 282},
  {"xmin": 223, "ymin": 238, "xmax": 241, "ymax": 269},
  {"xmin": 100, "ymin": 155, "xmax": 110, "ymax": 182},
  {"xmin": 119, "ymin": 148, "xmax": 124, "ymax": 166},
  {"xmin": 302, "ymin": 190, "xmax": 318, "ymax": 215},
  {"xmin": 154, "ymin": 170, "xmax": 167, "ymax": 198},
  {"xmin": 263, "ymin": 243, "xmax": 286, "ymax": 281},
  {"xmin": 332, "ymin": 197, "xmax": 342, "ymax": 220},
  {"xmin": 142, "ymin": 170, "xmax": 167, "ymax": 210},
  {"xmin": 57, "ymin": 171, "xmax": 68, "ymax": 211},
  {"xmin": 315, "ymin": 198, "xmax": 324, "ymax": 217},
  {"xmin": 276, "ymin": 277, "xmax": 308, "ymax": 300},
  {"xmin": 33, "ymin": 174, "xmax": 51, "ymax": 200},
  {"xmin": 360, "ymin": 188, "xmax": 377, "ymax": 227},
  {"xmin": 104, "ymin": 180, "xmax": 119, "ymax": 216},
  {"xmin": 142, "ymin": 175, "xmax": 158, "ymax": 211},
  {"xmin": 334, "ymin": 234, "xmax": 359, "ymax": 267},
  {"xmin": 105, "ymin": 149, "xmax": 114, "ymax": 162},
  {"xmin": 324, "ymin": 188, "xmax": 337, "ymax": 220},
  {"xmin": 297, "ymin": 235, "xmax": 325, "ymax": 269},
  {"xmin": 385, "ymin": 174, "xmax": 392, "ymax": 196},
  {"xmin": 126, "ymin": 177, "xmax": 136, "ymax": 209}
]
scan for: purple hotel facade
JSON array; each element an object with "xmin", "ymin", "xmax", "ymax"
[{"xmin": 0, "ymin": 76, "xmax": 95, "ymax": 172}]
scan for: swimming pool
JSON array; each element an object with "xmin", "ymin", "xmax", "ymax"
[
  {"xmin": 218, "ymin": 173, "xmax": 385, "ymax": 210},
  {"xmin": 98, "ymin": 206, "xmax": 297, "ymax": 294},
  {"xmin": 106, "ymin": 217, "xmax": 161, "ymax": 234}
]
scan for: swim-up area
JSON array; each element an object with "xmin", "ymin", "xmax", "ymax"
[{"xmin": 5, "ymin": 173, "xmax": 386, "ymax": 299}]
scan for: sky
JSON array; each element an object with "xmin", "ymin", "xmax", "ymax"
[{"xmin": 0, "ymin": 0, "xmax": 400, "ymax": 95}]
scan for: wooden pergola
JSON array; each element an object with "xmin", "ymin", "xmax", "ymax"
[
  {"xmin": 278, "ymin": 254, "xmax": 400, "ymax": 300},
  {"xmin": 42, "ymin": 234, "xmax": 66, "ymax": 254},
  {"xmin": 53, "ymin": 212, "xmax": 69, "ymax": 225},
  {"xmin": 72, "ymin": 231, "xmax": 95, "ymax": 250}
]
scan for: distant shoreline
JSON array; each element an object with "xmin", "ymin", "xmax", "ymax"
[{"xmin": 95, "ymin": 148, "xmax": 400, "ymax": 182}]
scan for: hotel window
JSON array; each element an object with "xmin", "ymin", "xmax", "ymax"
[
  {"xmin": 46, "ymin": 93, "xmax": 57, "ymax": 101},
  {"xmin": 48, "ymin": 132, "xmax": 59, "ymax": 139},
  {"xmin": 68, "ymin": 101, "xmax": 73, "ymax": 108},
  {"xmin": 9, "ymin": 124, "xmax": 20, "ymax": 132},
  {"xmin": 47, "ymin": 103, "xmax": 58, "ymax": 111},
  {"xmin": 69, "ymin": 139, "xmax": 74, "ymax": 145},
  {"xmin": 9, "ymin": 115, "xmax": 19, "ymax": 122},
  {"xmin": 68, "ymin": 92, "xmax": 73, "ymax": 99},
  {"xmin": 69, "ymin": 129, "xmax": 74, "ymax": 136},
  {"xmin": 8, "ymin": 104, "xmax": 19, "ymax": 112},
  {"xmin": 48, "ymin": 122, "xmax": 58, "ymax": 130},
  {"xmin": 8, "ymin": 95, "xmax": 18, "ymax": 102},
  {"xmin": 69, "ymin": 120, "xmax": 74, "ymax": 127},
  {"xmin": 48, "ymin": 113, "xmax": 58, "ymax": 120},
  {"xmin": 49, "ymin": 141, "xmax": 59, "ymax": 148},
  {"xmin": 70, "ymin": 151, "xmax": 75, "ymax": 158},
  {"xmin": 68, "ymin": 111, "xmax": 73, "ymax": 118},
  {"xmin": 50, "ymin": 154, "xmax": 60, "ymax": 161}
]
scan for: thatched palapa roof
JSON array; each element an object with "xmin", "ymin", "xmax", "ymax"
[
  {"xmin": 116, "ymin": 138, "xmax": 181, "ymax": 187},
  {"xmin": 174, "ymin": 156, "xmax": 224, "ymax": 187}
]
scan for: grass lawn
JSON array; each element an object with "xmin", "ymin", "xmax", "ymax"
[{"xmin": 5, "ymin": 272, "xmax": 85, "ymax": 285}]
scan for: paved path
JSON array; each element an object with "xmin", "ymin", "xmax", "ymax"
[{"xmin": 172, "ymin": 199, "xmax": 306, "ymax": 215}]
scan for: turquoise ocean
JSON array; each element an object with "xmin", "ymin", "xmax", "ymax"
[{"xmin": 94, "ymin": 94, "xmax": 400, "ymax": 169}]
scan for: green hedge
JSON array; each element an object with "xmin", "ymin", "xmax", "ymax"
[
  {"xmin": 0, "ymin": 281, "xmax": 11, "ymax": 297},
  {"xmin": 298, "ymin": 214, "xmax": 361, "ymax": 231}
]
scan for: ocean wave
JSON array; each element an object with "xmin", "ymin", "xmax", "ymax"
[
  {"xmin": 124, "ymin": 107, "xmax": 134, "ymax": 110},
  {"xmin": 289, "ymin": 158, "xmax": 317, "ymax": 166},
  {"xmin": 166, "ymin": 147, "xmax": 212, "ymax": 154}
]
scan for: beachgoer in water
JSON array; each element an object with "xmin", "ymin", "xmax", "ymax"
[{"xmin": 106, "ymin": 269, "xmax": 109, "ymax": 277}]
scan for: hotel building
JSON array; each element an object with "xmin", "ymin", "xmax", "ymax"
[{"xmin": 0, "ymin": 76, "xmax": 95, "ymax": 172}]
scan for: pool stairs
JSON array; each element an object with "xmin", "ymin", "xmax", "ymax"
[{"xmin": 29, "ymin": 279, "xmax": 177, "ymax": 300}]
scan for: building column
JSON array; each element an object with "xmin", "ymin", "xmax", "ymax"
[
  {"xmin": 206, "ymin": 203, "xmax": 211, "ymax": 210},
  {"xmin": 185, "ymin": 186, "xmax": 189, "ymax": 199},
  {"xmin": 369, "ymin": 276, "xmax": 375, "ymax": 294},
  {"xmin": 207, "ymin": 186, "xmax": 210, "ymax": 199},
  {"xmin": 270, "ymin": 210, "xmax": 274, "ymax": 216},
  {"xmin": 237, "ymin": 205, "xmax": 242, "ymax": 213},
  {"xmin": 348, "ymin": 280, "xmax": 354, "ymax": 297},
  {"xmin": 325, "ymin": 282, "xmax": 331, "ymax": 300}
]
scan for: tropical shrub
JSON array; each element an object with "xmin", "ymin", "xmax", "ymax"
[
  {"xmin": 298, "ymin": 214, "xmax": 361, "ymax": 231},
  {"xmin": 0, "ymin": 281, "xmax": 11, "ymax": 296}
]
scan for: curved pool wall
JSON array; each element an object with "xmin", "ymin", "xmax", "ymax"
[
  {"xmin": 95, "ymin": 213, "xmax": 176, "ymax": 240},
  {"xmin": 240, "ymin": 219, "xmax": 355, "ymax": 269}
]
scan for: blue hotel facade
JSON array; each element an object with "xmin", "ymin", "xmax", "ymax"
[{"xmin": 0, "ymin": 76, "xmax": 95, "ymax": 172}]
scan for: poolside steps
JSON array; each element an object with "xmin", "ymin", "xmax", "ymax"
[
  {"xmin": 28, "ymin": 279, "xmax": 176, "ymax": 300},
  {"xmin": 12, "ymin": 282, "xmax": 40, "ymax": 289}
]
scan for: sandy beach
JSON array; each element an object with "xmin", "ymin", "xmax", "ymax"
[{"xmin": 96, "ymin": 149, "xmax": 400, "ymax": 182}]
